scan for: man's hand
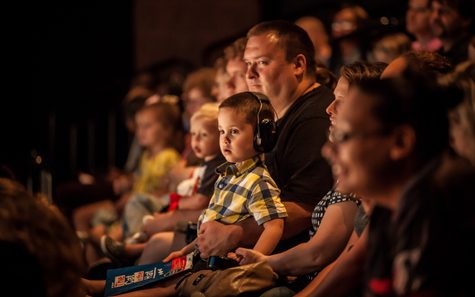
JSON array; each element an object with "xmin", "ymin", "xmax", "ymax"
[{"xmin": 197, "ymin": 221, "xmax": 243, "ymax": 258}]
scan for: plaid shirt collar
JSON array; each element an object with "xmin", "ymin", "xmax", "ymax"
[{"xmin": 215, "ymin": 155, "xmax": 262, "ymax": 177}]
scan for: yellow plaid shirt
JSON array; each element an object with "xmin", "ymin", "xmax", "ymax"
[{"xmin": 198, "ymin": 156, "xmax": 287, "ymax": 230}]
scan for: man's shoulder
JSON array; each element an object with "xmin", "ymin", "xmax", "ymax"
[{"xmin": 289, "ymin": 84, "xmax": 334, "ymax": 119}]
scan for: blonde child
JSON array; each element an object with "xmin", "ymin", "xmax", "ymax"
[{"xmin": 101, "ymin": 103, "xmax": 225, "ymax": 263}]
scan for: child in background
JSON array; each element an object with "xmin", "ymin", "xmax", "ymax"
[
  {"xmin": 101, "ymin": 103, "xmax": 225, "ymax": 263},
  {"xmin": 73, "ymin": 102, "xmax": 182, "ymax": 265},
  {"xmin": 119, "ymin": 102, "xmax": 183, "ymax": 238}
]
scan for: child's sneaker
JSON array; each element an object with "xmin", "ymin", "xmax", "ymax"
[
  {"xmin": 124, "ymin": 231, "xmax": 148, "ymax": 244},
  {"xmin": 100, "ymin": 235, "xmax": 135, "ymax": 266}
]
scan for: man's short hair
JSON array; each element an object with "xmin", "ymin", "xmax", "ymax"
[
  {"xmin": 402, "ymin": 51, "xmax": 453, "ymax": 78},
  {"xmin": 247, "ymin": 20, "xmax": 317, "ymax": 77},
  {"xmin": 353, "ymin": 73, "xmax": 450, "ymax": 163}
]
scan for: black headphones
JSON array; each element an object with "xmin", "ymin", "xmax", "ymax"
[{"xmin": 247, "ymin": 92, "xmax": 277, "ymax": 153}]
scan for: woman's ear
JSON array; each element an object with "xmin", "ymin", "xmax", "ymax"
[{"xmin": 389, "ymin": 125, "xmax": 416, "ymax": 161}]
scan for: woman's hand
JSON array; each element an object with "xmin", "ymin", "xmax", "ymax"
[{"xmin": 235, "ymin": 247, "xmax": 268, "ymax": 265}]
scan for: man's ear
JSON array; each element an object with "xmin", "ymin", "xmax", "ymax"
[
  {"xmin": 293, "ymin": 54, "xmax": 307, "ymax": 76},
  {"xmin": 389, "ymin": 125, "xmax": 416, "ymax": 161}
]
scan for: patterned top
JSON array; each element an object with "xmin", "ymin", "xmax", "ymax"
[
  {"xmin": 309, "ymin": 189, "xmax": 360, "ymax": 238},
  {"xmin": 198, "ymin": 156, "xmax": 287, "ymax": 231},
  {"xmin": 132, "ymin": 148, "xmax": 181, "ymax": 194}
]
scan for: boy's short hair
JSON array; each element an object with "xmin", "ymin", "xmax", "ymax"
[
  {"xmin": 218, "ymin": 92, "xmax": 275, "ymax": 131},
  {"xmin": 190, "ymin": 103, "xmax": 220, "ymax": 126}
]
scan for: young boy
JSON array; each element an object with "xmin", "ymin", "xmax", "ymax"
[
  {"xmin": 163, "ymin": 91, "xmax": 287, "ymax": 262},
  {"xmin": 101, "ymin": 103, "xmax": 225, "ymax": 263}
]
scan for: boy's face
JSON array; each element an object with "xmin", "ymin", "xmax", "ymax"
[
  {"xmin": 190, "ymin": 118, "xmax": 220, "ymax": 161},
  {"xmin": 218, "ymin": 107, "xmax": 256, "ymax": 163},
  {"xmin": 135, "ymin": 109, "xmax": 166, "ymax": 148}
]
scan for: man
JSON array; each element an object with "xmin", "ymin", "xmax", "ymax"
[
  {"xmin": 224, "ymin": 37, "xmax": 249, "ymax": 96},
  {"xmin": 198, "ymin": 20, "xmax": 334, "ymax": 257},
  {"xmin": 406, "ymin": 0, "xmax": 442, "ymax": 52},
  {"xmin": 431, "ymin": 0, "xmax": 474, "ymax": 65}
]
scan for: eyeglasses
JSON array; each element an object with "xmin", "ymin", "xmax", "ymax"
[{"xmin": 329, "ymin": 127, "xmax": 390, "ymax": 144}]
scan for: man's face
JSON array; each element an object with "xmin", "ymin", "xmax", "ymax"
[
  {"xmin": 226, "ymin": 57, "xmax": 249, "ymax": 96},
  {"xmin": 213, "ymin": 69, "xmax": 232, "ymax": 103},
  {"xmin": 431, "ymin": 1, "xmax": 466, "ymax": 39},
  {"xmin": 322, "ymin": 87, "xmax": 394, "ymax": 197},
  {"xmin": 406, "ymin": 0, "xmax": 432, "ymax": 35},
  {"xmin": 244, "ymin": 34, "xmax": 299, "ymax": 103},
  {"xmin": 184, "ymin": 87, "xmax": 213, "ymax": 119}
]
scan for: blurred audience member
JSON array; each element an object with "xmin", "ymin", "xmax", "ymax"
[
  {"xmin": 296, "ymin": 16, "xmax": 332, "ymax": 67},
  {"xmin": 406, "ymin": 0, "xmax": 442, "ymax": 52},
  {"xmin": 370, "ymin": 33, "xmax": 412, "ymax": 64},
  {"xmin": 431, "ymin": 0, "xmax": 474, "ymax": 65}
]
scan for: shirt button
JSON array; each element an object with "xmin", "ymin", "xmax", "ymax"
[{"xmin": 218, "ymin": 183, "xmax": 224, "ymax": 189}]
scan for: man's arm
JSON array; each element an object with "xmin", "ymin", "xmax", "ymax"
[
  {"xmin": 196, "ymin": 199, "xmax": 314, "ymax": 258},
  {"xmin": 281, "ymin": 201, "xmax": 313, "ymax": 239}
]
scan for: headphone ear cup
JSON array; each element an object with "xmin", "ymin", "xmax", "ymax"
[{"xmin": 254, "ymin": 118, "xmax": 276, "ymax": 153}]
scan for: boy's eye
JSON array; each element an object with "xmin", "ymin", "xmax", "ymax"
[
  {"xmin": 218, "ymin": 130, "xmax": 225, "ymax": 135},
  {"xmin": 231, "ymin": 129, "xmax": 239, "ymax": 135}
]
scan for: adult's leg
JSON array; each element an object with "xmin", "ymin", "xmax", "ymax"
[{"xmin": 138, "ymin": 232, "xmax": 187, "ymax": 264}]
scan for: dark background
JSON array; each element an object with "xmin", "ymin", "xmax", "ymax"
[{"xmin": 9, "ymin": 0, "xmax": 407, "ymax": 189}]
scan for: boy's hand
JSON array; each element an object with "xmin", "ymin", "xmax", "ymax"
[
  {"xmin": 235, "ymin": 247, "xmax": 268, "ymax": 265},
  {"xmin": 163, "ymin": 250, "xmax": 184, "ymax": 263},
  {"xmin": 197, "ymin": 221, "xmax": 243, "ymax": 258}
]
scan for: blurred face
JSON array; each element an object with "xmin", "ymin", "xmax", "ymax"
[
  {"xmin": 190, "ymin": 118, "xmax": 220, "ymax": 161},
  {"xmin": 218, "ymin": 107, "xmax": 256, "ymax": 163},
  {"xmin": 332, "ymin": 9, "xmax": 357, "ymax": 39},
  {"xmin": 226, "ymin": 57, "xmax": 249, "ymax": 96},
  {"xmin": 213, "ymin": 69, "xmax": 233, "ymax": 103},
  {"xmin": 322, "ymin": 87, "xmax": 394, "ymax": 196},
  {"xmin": 184, "ymin": 87, "xmax": 213, "ymax": 119},
  {"xmin": 244, "ymin": 34, "xmax": 299, "ymax": 103},
  {"xmin": 326, "ymin": 77, "xmax": 350, "ymax": 127},
  {"xmin": 135, "ymin": 109, "xmax": 167, "ymax": 148},
  {"xmin": 406, "ymin": 0, "xmax": 432, "ymax": 36},
  {"xmin": 431, "ymin": 1, "xmax": 468, "ymax": 39}
]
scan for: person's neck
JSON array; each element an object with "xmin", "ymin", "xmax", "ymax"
[
  {"xmin": 415, "ymin": 31, "xmax": 435, "ymax": 47},
  {"xmin": 365, "ymin": 165, "xmax": 415, "ymax": 212},
  {"xmin": 273, "ymin": 78, "xmax": 319, "ymax": 119},
  {"xmin": 147, "ymin": 142, "xmax": 167, "ymax": 157},
  {"xmin": 204, "ymin": 153, "xmax": 218, "ymax": 162}
]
